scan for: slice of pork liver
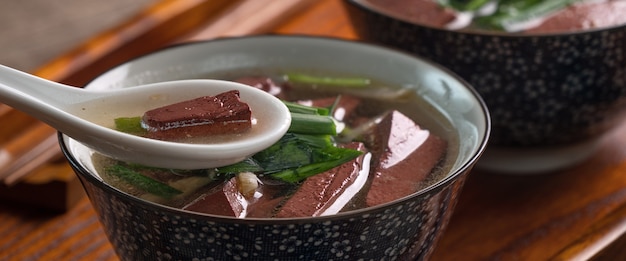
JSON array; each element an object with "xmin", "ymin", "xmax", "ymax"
[
  {"xmin": 235, "ymin": 76, "xmax": 286, "ymax": 99},
  {"xmin": 182, "ymin": 178, "xmax": 244, "ymax": 217},
  {"xmin": 274, "ymin": 142, "xmax": 369, "ymax": 218},
  {"xmin": 184, "ymin": 176, "xmax": 294, "ymax": 218},
  {"xmin": 142, "ymin": 90, "xmax": 251, "ymax": 141},
  {"xmin": 524, "ymin": 1, "xmax": 626, "ymax": 34},
  {"xmin": 365, "ymin": 110, "xmax": 447, "ymax": 207}
]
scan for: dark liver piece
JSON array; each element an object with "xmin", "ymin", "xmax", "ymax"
[
  {"xmin": 184, "ymin": 176, "xmax": 295, "ymax": 218},
  {"xmin": 524, "ymin": 1, "xmax": 626, "ymax": 34},
  {"xmin": 365, "ymin": 110, "xmax": 447, "ymax": 207},
  {"xmin": 142, "ymin": 90, "xmax": 251, "ymax": 141},
  {"xmin": 182, "ymin": 178, "xmax": 243, "ymax": 217},
  {"xmin": 274, "ymin": 142, "xmax": 369, "ymax": 218},
  {"xmin": 235, "ymin": 76, "xmax": 286, "ymax": 99},
  {"xmin": 244, "ymin": 178, "xmax": 295, "ymax": 218},
  {"xmin": 245, "ymin": 196, "xmax": 285, "ymax": 218}
]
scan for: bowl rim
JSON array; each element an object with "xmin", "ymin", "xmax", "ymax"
[
  {"xmin": 59, "ymin": 34, "xmax": 491, "ymax": 223},
  {"xmin": 344, "ymin": 0, "xmax": 626, "ymax": 38}
]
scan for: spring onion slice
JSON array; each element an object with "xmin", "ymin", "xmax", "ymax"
[
  {"xmin": 286, "ymin": 73, "xmax": 371, "ymax": 87},
  {"xmin": 441, "ymin": 0, "xmax": 492, "ymax": 11},
  {"xmin": 288, "ymin": 113, "xmax": 337, "ymax": 135},
  {"xmin": 283, "ymin": 101, "xmax": 330, "ymax": 115},
  {"xmin": 114, "ymin": 116, "xmax": 146, "ymax": 135}
]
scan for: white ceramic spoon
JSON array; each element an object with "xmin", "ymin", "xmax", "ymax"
[{"xmin": 0, "ymin": 65, "xmax": 291, "ymax": 169}]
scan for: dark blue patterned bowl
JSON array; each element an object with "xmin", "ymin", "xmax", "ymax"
[
  {"xmin": 59, "ymin": 36, "xmax": 489, "ymax": 260},
  {"xmin": 343, "ymin": 0, "xmax": 626, "ymax": 173}
]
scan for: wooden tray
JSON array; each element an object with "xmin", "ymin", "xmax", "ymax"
[{"xmin": 3, "ymin": 0, "xmax": 626, "ymax": 260}]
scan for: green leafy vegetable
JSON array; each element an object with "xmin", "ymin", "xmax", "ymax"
[
  {"xmin": 216, "ymin": 133, "xmax": 359, "ymax": 182},
  {"xmin": 252, "ymin": 133, "xmax": 323, "ymax": 172},
  {"xmin": 105, "ymin": 164, "xmax": 182, "ymax": 199},
  {"xmin": 269, "ymin": 146, "xmax": 364, "ymax": 183},
  {"xmin": 248, "ymin": 133, "xmax": 362, "ymax": 183},
  {"xmin": 215, "ymin": 158, "xmax": 263, "ymax": 175}
]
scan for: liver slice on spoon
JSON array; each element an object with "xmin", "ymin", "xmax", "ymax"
[{"xmin": 142, "ymin": 90, "xmax": 251, "ymax": 141}]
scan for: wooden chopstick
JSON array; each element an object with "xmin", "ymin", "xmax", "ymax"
[
  {"xmin": 3, "ymin": 134, "xmax": 62, "ymax": 185},
  {"xmin": 0, "ymin": 122, "xmax": 60, "ymax": 183}
]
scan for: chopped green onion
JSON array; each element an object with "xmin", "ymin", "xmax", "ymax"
[
  {"xmin": 327, "ymin": 96, "xmax": 342, "ymax": 117},
  {"xmin": 283, "ymin": 101, "xmax": 330, "ymax": 115},
  {"xmin": 286, "ymin": 73, "xmax": 371, "ymax": 87},
  {"xmin": 289, "ymin": 113, "xmax": 337, "ymax": 135},
  {"xmin": 443, "ymin": 0, "xmax": 492, "ymax": 11},
  {"xmin": 114, "ymin": 116, "xmax": 146, "ymax": 135}
]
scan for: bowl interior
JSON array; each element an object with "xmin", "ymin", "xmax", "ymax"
[{"xmin": 62, "ymin": 35, "xmax": 489, "ymax": 216}]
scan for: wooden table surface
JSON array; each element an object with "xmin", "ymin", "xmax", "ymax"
[{"xmin": 2, "ymin": 0, "xmax": 626, "ymax": 260}]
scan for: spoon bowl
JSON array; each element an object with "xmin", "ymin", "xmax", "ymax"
[{"xmin": 0, "ymin": 65, "xmax": 291, "ymax": 169}]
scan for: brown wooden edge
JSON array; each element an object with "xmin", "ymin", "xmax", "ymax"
[{"xmin": 32, "ymin": 0, "xmax": 243, "ymax": 86}]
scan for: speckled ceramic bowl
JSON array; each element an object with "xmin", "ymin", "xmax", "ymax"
[
  {"xmin": 59, "ymin": 36, "xmax": 489, "ymax": 260},
  {"xmin": 344, "ymin": 0, "xmax": 626, "ymax": 173}
]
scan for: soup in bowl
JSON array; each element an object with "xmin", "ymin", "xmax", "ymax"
[
  {"xmin": 344, "ymin": 0, "xmax": 626, "ymax": 173},
  {"xmin": 60, "ymin": 36, "xmax": 489, "ymax": 260},
  {"xmin": 362, "ymin": 0, "xmax": 626, "ymax": 34}
]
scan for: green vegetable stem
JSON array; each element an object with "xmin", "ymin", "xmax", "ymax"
[
  {"xmin": 286, "ymin": 72, "xmax": 371, "ymax": 87},
  {"xmin": 283, "ymin": 101, "xmax": 330, "ymax": 115},
  {"xmin": 105, "ymin": 164, "xmax": 182, "ymax": 199},
  {"xmin": 288, "ymin": 113, "xmax": 337, "ymax": 135},
  {"xmin": 440, "ymin": 0, "xmax": 492, "ymax": 11}
]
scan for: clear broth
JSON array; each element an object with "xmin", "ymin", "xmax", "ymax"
[{"xmin": 91, "ymin": 70, "xmax": 459, "ymax": 216}]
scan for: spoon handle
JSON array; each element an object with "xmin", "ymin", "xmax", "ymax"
[
  {"xmin": 0, "ymin": 65, "xmax": 98, "ymax": 139},
  {"xmin": 0, "ymin": 65, "xmax": 86, "ymax": 113}
]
